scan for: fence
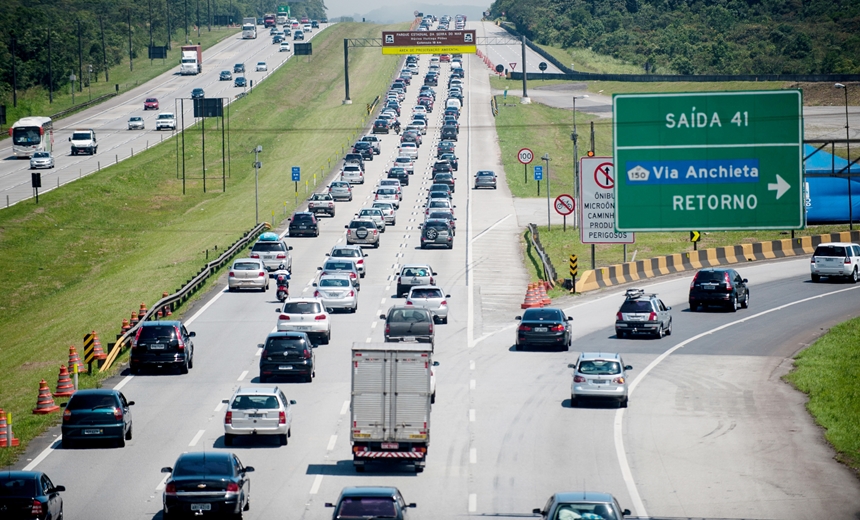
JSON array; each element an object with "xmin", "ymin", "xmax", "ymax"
[{"xmin": 527, "ymin": 224, "xmax": 557, "ymax": 288}]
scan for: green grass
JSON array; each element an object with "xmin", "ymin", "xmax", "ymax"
[
  {"xmin": 0, "ymin": 22, "xmax": 404, "ymax": 467},
  {"xmin": 1, "ymin": 27, "xmax": 239, "ymax": 131},
  {"xmin": 534, "ymin": 43, "xmax": 645, "ymax": 75},
  {"xmin": 784, "ymin": 317, "xmax": 860, "ymax": 474}
]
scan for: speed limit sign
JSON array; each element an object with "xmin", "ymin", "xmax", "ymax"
[{"xmin": 517, "ymin": 148, "xmax": 534, "ymax": 165}]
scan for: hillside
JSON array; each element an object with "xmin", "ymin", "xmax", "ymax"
[{"xmin": 489, "ymin": 0, "xmax": 860, "ymax": 75}]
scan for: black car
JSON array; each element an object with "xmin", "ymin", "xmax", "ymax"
[
  {"xmin": 443, "ymin": 116, "xmax": 459, "ymax": 132},
  {"xmin": 311, "ymin": 20, "xmax": 319, "ymax": 28},
  {"xmin": 233, "ymin": 63, "xmax": 245, "ymax": 73},
  {"xmin": 432, "ymin": 160, "xmax": 453, "ymax": 176},
  {"xmin": 515, "ymin": 307, "xmax": 573, "ymax": 351},
  {"xmin": 0, "ymin": 471, "xmax": 65, "ymax": 520},
  {"xmin": 272, "ymin": 34, "xmax": 284, "ymax": 43},
  {"xmin": 161, "ymin": 452, "xmax": 253, "ymax": 518},
  {"xmin": 61, "ymin": 389, "xmax": 134, "ymax": 448},
  {"xmin": 439, "ymin": 152, "xmax": 458, "ymax": 171},
  {"xmin": 689, "ymin": 268, "xmax": 750, "ymax": 311},
  {"xmin": 437, "ymin": 141, "xmax": 455, "ymax": 157},
  {"xmin": 343, "ymin": 153, "xmax": 366, "ymax": 171},
  {"xmin": 326, "ymin": 486, "xmax": 416, "ymax": 520},
  {"xmin": 259, "ymin": 331, "xmax": 315, "ymax": 383},
  {"xmin": 387, "ymin": 167, "xmax": 409, "ymax": 185},
  {"xmin": 424, "ymin": 74, "xmax": 438, "ymax": 86},
  {"xmin": 433, "ymin": 172, "xmax": 456, "ymax": 192},
  {"xmin": 234, "ymin": 76, "xmax": 247, "ymax": 88},
  {"xmin": 419, "ymin": 87, "xmax": 436, "ymax": 98},
  {"xmin": 451, "ymin": 67, "xmax": 464, "ymax": 78},
  {"xmin": 419, "ymin": 220, "xmax": 454, "ymax": 250},
  {"xmin": 352, "ymin": 141, "xmax": 374, "ymax": 160},
  {"xmin": 288, "ymin": 212, "xmax": 319, "ymax": 237},
  {"xmin": 444, "ymin": 107, "xmax": 459, "ymax": 119},
  {"xmin": 441, "ymin": 125, "xmax": 458, "ymax": 141},
  {"xmin": 373, "ymin": 119, "xmax": 390, "ymax": 134},
  {"xmin": 191, "ymin": 88, "xmax": 205, "ymax": 99},
  {"xmin": 428, "ymin": 183, "xmax": 452, "ymax": 198},
  {"xmin": 219, "ymin": 70, "xmax": 232, "ymax": 81},
  {"xmin": 130, "ymin": 321, "xmax": 195, "ymax": 374}
]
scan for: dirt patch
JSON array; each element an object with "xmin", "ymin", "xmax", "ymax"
[{"xmin": 789, "ymin": 82, "xmax": 859, "ymax": 107}]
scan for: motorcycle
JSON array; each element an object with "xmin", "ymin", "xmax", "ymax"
[{"xmin": 270, "ymin": 263, "xmax": 291, "ymax": 302}]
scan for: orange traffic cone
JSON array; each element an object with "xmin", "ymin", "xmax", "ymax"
[
  {"xmin": 121, "ymin": 318, "xmax": 131, "ymax": 334},
  {"xmin": 537, "ymin": 284, "xmax": 551, "ymax": 306},
  {"xmin": 130, "ymin": 311, "xmax": 139, "ymax": 327},
  {"xmin": 33, "ymin": 380, "xmax": 60, "ymax": 414},
  {"xmin": 138, "ymin": 302, "xmax": 147, "ymax": 320},
  {"xmin": 67, "ymin": 345, "xmax": 87, "ymax": 374},
  {"xmin": 0, "ymin": 409, "xmax": 20, "ymax": 447},
  {"xmin": 163, "ymin": 293, "xmax": 173, "ymax": 317},
  {"xmin": 521, "ymin": 284, "xmax": 542, "ymax": 309},
  {"xmin": 53, "ymin": 365, "xmax": 75, "ymax": 397},
  {"xmin": 91, "ymin": 331, "xmax": 106, "ymax": 360}
]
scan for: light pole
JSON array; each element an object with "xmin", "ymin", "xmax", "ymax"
[
  {"xmin": 87, "ymin": 65, "xmax": 92, "ymax": 101},
  {"xmin": 836, "ymin": 83, "xmax": 851, "ymax": 229},
  {"xmin": 572, "ymin": 94, "xmax": 589, "ymax": 227},
  {"xmin": 543, "ymin": 153, "xmax": 551, "ymax": 230},
  {"xmin": 69, "ymin": 74, "xmax": 76, "ymax": 104},
  {"xmin": 253, "ymin": 145, "xmax": 262, "ymax": 224}
]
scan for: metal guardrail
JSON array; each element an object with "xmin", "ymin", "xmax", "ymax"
[
  {"xmin": 50, "ymin": 92, "xmax": 118, "ymax": 120},
  {"xmin": 366, "ymin": 95, "xmax": 381, "ymax": 115},
  {"xmin": 527, "ymin": 224, "xmax": 557, "ymax": 288},
  {"xmin": 491, "ymin": 95, "xmax": 499, "ymax": 117},
  {"xmin": 100, "ymin": 222, "xmax": 270, "ymax": 372}
]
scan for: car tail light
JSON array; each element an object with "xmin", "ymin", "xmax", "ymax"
[
  {"xmin": 350, "ymin": 272, "xmax": 357, "ymax": 279},
  {"xmin": 347, "ymin": 290, "xmax": 355, "ymax": 297},
  {"xmin": 31, "ymin": 499, "xmax": 45, "ymax": 517},
  {"xmin": 279, "ymin": 314, "xmax": 290, "ymax": 320},
  {"xmin": 225, "ymin": 411, "xmax": 232, "ymax": 424},
  {"xmin": 229, "ymin": 271, "xmax": 235, "ymax": 277},
  {"xmin": 315, "ymin": 314, "xmax": 327, "ymax": 320},
  {"xmin": 375, "ymin": 194, "xmax": 379, "ymax": 200},
  {"xmin": 132, "ymin": 327, "xmax": 143, "ymax": 349},
  {"xmin": 226, "ymin": 482, "xmax": 239, "ymax": 493},
  {"xmin": 175, "ymin": 328, "xmax": 185, "ymax": 350},
  {"xmin": 314, "ymin": 290, "xmax": 321, "ymax": 297},
  {"xmin": 550, "ymin": 324, "xmax": 565, "ymax": 332},
  {"xmin": 724, "ymin": 271, "xmax": 733, "ymax": 290},
  {"xmin": 277, "ymin": 253, "xmax": 286, "ymax": 259},
  {"xmin": 62, "ymin": 408, "xmax": 71, "ymax": 422},
  {"xmin": 385, "ymin": 323, "xmax": 390, "ymax": 334},
  {"xmin": 406, "ymin": 300, "xmax": 413, "ymax": 305},
  {"xmin": 113, "ymin": 407, "xmax": 123, "ymax": 421},
  {"xmin": 690, "ymin": 271, "xmax": 699, "ymax": 288},
  {"xmin": 612, "ymin": 377, "xmax": 626, "ymax": 384},
  {"xmin": 279, "ymin": 410, "xmax": 288, "ymax": 424},
  {"xmin": 440, "ymin": 300, "xmax": 447, "ymax": 306},
  {"xmin": 518, "ymin": 324, "xmax": 532, "ymax": 332},
  {"xmin": 428, "ymin": 322, "xmax": 434, "ymax": 334},
  {"xmin": 372, "ymin": 230, "xmax": 378, "ymax": 235},
  {"xmin": 574, "ymin": 375, "xmax": 586, "ymax": 383},
  {"xmin": 810, "ymin": 256, "xmax": 816, "ymax": 263},
  {"xmin": 321, "ymin": 271, "xmax": 328, "ymax": 276},
  {"xmin": 616, "ymin": 312, "xmax": 623, "ymax": 320},
  {"xmin": 258, "ymin": 271, "xmax": 266, "ymax": 277},
  {"xmin": 261, "ymin": 349, "xmax": 268, "ymax": 358},
  {"xmin": 648, "ymin": 312, "xmax": 658, "ymax": 321},
  {"xmin": 430, "ymin": 276, "xmax": 435, "ymax": 285},
  {"xmin": 356, "ymin": 259, "xmax": 364, "ymax": 265},
  {"xmin": 846, "ymin": 257, "xmax": 852, "ymax": 264},
  {"xmin": 250, "ymin": 253, "xmax": 260, "ymax": 259}
]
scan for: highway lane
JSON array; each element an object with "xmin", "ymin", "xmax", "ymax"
[
  {"xmin": 0, "ymin": 24, "xmax": 331, "ymax": 208},
  {"xmin": 15, "ymin": 45, "xmax": 860, "ymax": 520}
]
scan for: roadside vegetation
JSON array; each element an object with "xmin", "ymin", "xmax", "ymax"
[
  {"xmin": 0, "ymin": 22, "xmax": 402, "ymax": 467},
  {"xmin": 785, "ymin": 317, "xmax": 860, "ymax": 475}
]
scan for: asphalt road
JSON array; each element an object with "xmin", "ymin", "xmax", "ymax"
[
  {"xmin": 15, "ymin": 42, "xmax": 860, "ymax": 520},
  {"xmin": 0, "ymin": 24, "xmax": 331, "ymax": 209},
  {"xmin": 475, "ymin": 21, "xmax": 562, "ymax": 76}
]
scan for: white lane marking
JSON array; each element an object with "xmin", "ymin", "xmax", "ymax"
[
  {"xmin": 468, "ymin": 494, "xmax": 477, "ymax": 512},
  {"xmin": 256, "ymin": 348, "xmax": 263, "ymax": 357},
  {"xmin": 470, "ymin": 448, "xmax": 477, "ymax": 464},
  {"xmin": 155, "ymin": 474, "xmax": 169, "ymax": 491},
  {"xmin": 188, "ymin": 429, "xmax": 206, "ymax": 447},
  {"xmin": 185, "ymin": 287, "xmax": 228, "ymax": 326},
  {"xmin": 237, "ymin": 370, "xmax": 248, "ymax": 381},
  {"xmin": 614, "ymin": 283, "xmax": 860, "ymax": 518},
  {"xmin": 214, "ymin": 401, "xmax": 226, "ymax": 413},
  {"xmin": 113, "ymin": 375, "xmax": 133, "ymax": 391},
  {"xmin": 469, "ymin": 360, "xmax": 475, "ymax": 370},
  {"xmin": 385, "ymin": 284, "xmax": 391, "ymax": 291},
  {"xmin": 380, "ymin": 298, "xmax": 386, "ymax": 305},
  {"xmin": 340, "ymin": 400, "xmax": 350, "ymax": 415},
  {"xmin": 470, "ymin": 379, "xmax": 476, "ymax": 390},
  {"xmin": 472, "ymin": 214, "xmax": 512, "ymax": 242},
  {"xmin": 366, "ymin": 337, "xmax": 372, "ymax": 343},
  {"xmin": 371, "ymin": 321, "xmax": 378, "ymax": 329},
  {"xmin": 310, "ymin": 474, "xmax": 324, "ymax": 495},
  {"xmin": 22, "ymin": 438, "xmax": 61, "ymax": 471},
  {"xmin": 466, "ymin": 66, "xmax": 475, "ymax": 351},
  {"xmin": 469, "ymin": 409, "xmax": 476, "ymax": 422},
  {"xmin": 327, "ymin": 435, "xmax": 338, "ymax": 451}
]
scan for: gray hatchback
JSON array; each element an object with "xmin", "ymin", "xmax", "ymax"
[{"xmin": 380, "ymin": 306, "xmax": 435, "ymax": 349}]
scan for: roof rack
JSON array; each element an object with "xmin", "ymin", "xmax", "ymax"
[{"xmin": 624, "ymin": 288, "xmax": 645, "ymax": 299}]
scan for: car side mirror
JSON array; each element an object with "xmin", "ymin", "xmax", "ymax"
[
  {"xmin": 743, "ymin": 278, "xmax": 748, "ymax": 283},
  {"xmin": 364, "ymin": 253, "xmax": 369, "ymax": 257},
  {"xmin": 326, "ymin": 308, "xmax": 334, "ymax": 313},
  {"xmin": 567, "ymin": 363, "xmax": 576, "ymax": 369},
  {"xmin": 625, "ymin": 365, "xmax": 633, "ymax": 370},
  {"xmin": 407, "ymin": 503, "xmax": 417, "ymax": 508},
  {"xmin": 288, "ymin": 246, "xmax": 293, "ymax": 250},
  {"xmin": 622, "ymin": 509, "xmax": 631, "ymax": 516},
  {"xmin": 312, "ymin": 282, "xmax": 318, "ymax": 287},
  {"xmin": 344, "ymin": 225, "xmax": 348, "ymax": 229},
  {"xmin": 324, "ymin": 503, "xmax": 334, "ymax": 508},
  {"xmin": 567, "ymin": 316, "xmax": 574, "ymax": 321},
  {"xmin": 379, "ymin": 314, "xmax": 386, "ymax": 320},
  {"xmin": 453, "ymin": 218, "xmax": 457, "ymax": 221},
  {"xmin": 418, "ymin": 224, "xmax": 423, "ymax": 228},
  {"xmin": 189, "ymin": 331, "xmax": 196, "ymax": 337},
  {"xmin": 432, "ymin": 272, "xmax": 438, "ymax": 276},
  {"xmin": 317, "ymin": 267, "xmax": 323, "ymax": 270},
  {"xmin": 453, "ymin": 205, "xmax": 457, "ymax": 208},
  {"xmin": 515, "ymin": 315, "xmax": 522, "ymax": 320},
  {"xmin": 52, "ymin": 485, "xmax": 66, "ymax": 492},
  {"xmin": 290, "ymin": 400, "xmax": 297, "ymax": 405},
  {"xmin": 127, "ymin": 401, "xmax": 135, "ymax": 406},
  {"xmin": 275, "ymin": 308, "xmax": 281, "ymax": 313},
  {"xmin": 666, "ymin": 306, "xmax": 672, "ymax": 310},
  {"xmin": 68, "ymin": 137, "xmax": 71, "ymax": 141},
  {"xmin": 243, "ymin": 466, "xmax": 255, "ymax": 473},
  {"xmin": 533, "ymin": 509, "xmax": 542, "ymax": 515},
  {"xmin": 161, "ymin": 467, "xmax": 173, "ymax": 473},
  {"xmin": 445, "ymin": 294, "xmax": 451, "ymax": 298},
  {"xmin": 222, "ymin": 399, "xmax": 230, "ymax": 403}
]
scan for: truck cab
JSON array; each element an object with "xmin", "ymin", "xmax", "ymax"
[{"xmin": 69, "ymin": 129, "xmax": 97, "ymax": 155}]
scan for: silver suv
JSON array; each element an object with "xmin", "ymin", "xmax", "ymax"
[
  {"xmin": 356, "ymin": 208, "xmax": 386, "ymax": 232},
  {"xmin": 569, "ymin": 353, "xmax": 632, "ymax": 408},
  {"xmin": 345, "ymin": 219, "xmax": 380, "ymax": 248},
  {"xmin": 614, "ymin": 288, "xmax": 672, "ymax": 339},
  {"xmin": 250, "ymin": 235, "xmax": 293, "ymax": 271},
  {"xmin": 223, "ymin": 386, "xmax": 296, "ymax": 446},
  {"xmin": 396, "ymin": 264, "xmax": 436, "ymax": 297}
]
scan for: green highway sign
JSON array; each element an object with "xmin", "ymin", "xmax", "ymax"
[
  {"xmin": 277, "ymin": 5, "xmax": 288, "ymax": 13},
  {"xmin": 613, "ymin": 90, "xmax": 804, "ymax": 231}
]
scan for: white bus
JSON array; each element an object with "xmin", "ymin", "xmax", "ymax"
[
  {"xmin": 9, "ymin": 116, "xmax": 54, "ymax": 158},
  {"xmin": 242, "ymin": 23, "xmax": 257, "ymax": 39}
]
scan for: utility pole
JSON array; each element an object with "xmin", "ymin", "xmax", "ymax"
[
  {"xmin": 149, "ymin": 0, "xmax": 154, "ymax": 50},
  {"xmin": 185, "ymin": 0, "xmax": 189, "ymax": 43},
  {"xmin": 197, "ymin": 0, "xmax": 201, "ymax": 38},
  {"xmin": 253, "ymin": 146, "xmax": 262, "ymax": 224},
  {"xmin": 166, "ymin": 0, "xmax": 172, "ymax": 49},
  {"xmin": 100, "ymin": 16, "xmax": 109, "ymax": 81},
  {"xmin": 207, "ymin": 0, "xmax": 211, "ymax": 31},
  {"xmin": 836, "ymin": 83, "xmax": 852, "ymax": 229},
  {"xmin": 47, "ymin": 27, "xmax": 53, "ymax": 103},
  {"xmin": 543, "ymin": 153, "xmax": 551, "ymax": 230}
]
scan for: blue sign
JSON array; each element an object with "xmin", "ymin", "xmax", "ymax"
[
  {"xmin": 625, "ymin": 159, "xmax": 760, "ymax": 185},
  {"xmin": 534, "ymin": 165, "xmax": 543, "ymax": 181},
  {"xmin": 291, "ymin": 166, "xmax": 300, "ymax": 182}
]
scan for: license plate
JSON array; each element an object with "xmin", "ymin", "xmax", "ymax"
[
  {"xmin": 299, "ymin": 226, "xmax": 307, "ymax": 229},
  {"xmin": 248, "ymin": 413, "xmax": 263, "ymax": 418},
  {"xmin": 704, "ymin": 285, "xmax": 714, "ymax": 290},
  {"xmin": 382, "ymin": 442, "xmax": 399, "ymax": 449},
  {"xmin": 593, "ymin": 380, "xmax": 608, "ymax": 385},
  {"xmin": 149, "ymin": 344, "xmax": 165, "ymax": 349},
  {"xmin": 264, "ymin": 255, "xmax": 273, "ymax": 259},
  {"xmin": 411, "ymin": 278, "xmax": 419, "ymax": 283},
  {"xmin": 191, "ymin": 504, "xmax": 212, "ymax": 511},
  {"xmin": 294, "ymin": 326, "xmax": 311, "ymax": 331},
  {"xmin": 83, "ymin": 429, "xmax": 101, "ymax": 435},
  {"xmin": 534, "ymin": 327, "xmax": 548, "ymax": 332},
  {"xmin": 279, "ymin": 365, "xmax": 292, "ymax": 370},
  {"xmin": 403, "ymin": 336, "xmax": 416, "ymax": 342}
]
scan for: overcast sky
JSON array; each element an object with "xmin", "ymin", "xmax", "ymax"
[{"xmin": 325, "ymin": 0, "xmax": 488, "ymax": 19}]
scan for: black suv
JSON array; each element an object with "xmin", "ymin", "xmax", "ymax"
[
  {"xmin": 343, "ymin": 153, "xmax": 365, "ymax": 171},
  {"xmin": 432, "ymin": 160, "xmax": 453, "ymax": 175},
  {"xmin": 437, "ymin": 141, "xmax": 455, "ymax": 157},
  {"xmin": 130, "ymin": 321, "xmax": 195, "ymax": 374},
  {"xmin": 259, "ymin": 331, "xmax": 316, "ymax": 383},
  {"xmin": 440, "ymin": 125, "xmax": 458, "ymax": 141},
  {"xmin": 388, "ymin": 167, "xmax": 410, "ymax": 186},
  {"xmin": 689, "ymin": 268, "xmax": 750, "ymax": 312},
  {"xmin": 352, "ymin": 141, "xmax": 374, "ymax": 160},
  {"xmin": 288, "ymin": 212, "xmax": 320, "ymax": 237}
]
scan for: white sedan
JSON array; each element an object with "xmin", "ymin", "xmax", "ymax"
[
  {"xmin": 398, "ymin": 142, "xmax": 419, "ymax": 159},
  {"xmin": 228, "ymin": 258, "xmax": 269, "ymax": 292},
  {"xmin": 256, "ymin": 61, "xmax": 268, "ymax": 72},
  {"xmin": 276, "ymin": 298, "xmax": 331, "ymax": 344},
  {"xmin": 313, "ymin": 274, "xmax": 358, "ymax": 313}
]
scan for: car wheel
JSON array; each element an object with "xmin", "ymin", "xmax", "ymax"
[
  {"xmin": 279, "ymin": 433, "xmax": 288, "ymax": 445},
  {"xmin": 188, "ymin": 354, "xmax": 193, "ymax": 369},
  {"xmin": 116, "ymin": 436, "xmax": 125, "ymax": 448},
  {"xmin": 811, "ymin": 274, "xmax": 820, "ymax": 282},
  {"xmin": 447, "ymin": 243, "xmax": 453, "ymax": 249},
  {"xmin": 323, "ymin": 333, "xmax": 330, "ymax": 345},
  {"xmin": 620, "ymin": 397, "xmax": 629, "ymax": 408},
  {"xmin": 355, "ymin": 464, "xmax": 365, "ymax": 473},
  {"xmin": 729, "ymin": 295, "xmax": 739, "ymax": 312},
  {"xmin": 666, "ymin": 318, "xmax": 673, "ymax": 336},
  {"xmin": 225, "ymin": 433, "xmax": 234, "ymax": 446},
  {"xmin": 259, "ymin": 375, "xmax": 268, "ymax": 384},
  {"xmin": 360, "ymin": 272, "xmax": 365, "ymax": 278},
  {"xmin": 570, "ymin": 395, "xmax": 577, "ymax": 407},
  {"xmin": 656, "ymin": 324, "xmax": 664, "ymax": 339},
  {"xmin": 126, "ymin": 423, "xmax": 133, "ymax": 440},
  {"xmin": 853, "ymin": 268, "xmax": 859, "ymax": 284},
  {"xmin": 180, "ymin": 359, "xmax": 189, "ymax": 374},
  {"xmin": 741, "ymin": 292, "xmax": 750, "ymax": 309},
  {"xmin": 616, "ymin": 330, "xmax": 625, "ymax": 338}
]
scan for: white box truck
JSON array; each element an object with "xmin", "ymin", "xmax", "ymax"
[{"xmin": 350, "ymin": 343, "xmax": 437, "ymax": 473}]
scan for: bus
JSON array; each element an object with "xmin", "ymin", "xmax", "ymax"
[
  {"xmin": 242, "ymin": 23, "xmax": 257, "ymax": 39},
  {"xmin": 9, "ymin": 116, "xmax": 53, "ymax": 158}
]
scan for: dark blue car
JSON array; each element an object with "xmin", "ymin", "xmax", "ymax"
[
  {"xmin": 0, "ymin": 471, "xmax": 65, "ymax": 520},
  {"xmin": 162, "ymin": 452, "xmax": 254, "ymax": 518},
  {"xmin": 61, "ymin": 388, "xmax": 134, "ymax": 448},
  {"xmin": 234, "ymin": 77, "xmax": 247, "ymax": 88}
]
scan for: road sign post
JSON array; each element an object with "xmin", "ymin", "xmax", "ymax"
[
  {"xmin": 554, "ymin": 194, "xmax": 575, "ymax": 231},
  {"xmin": 579, "ymin": 157, "xmax": 635, "ymax": 245},
  {"xmin": 534, "ymin": 165, "xmax": 543, "ymax": 196},
  {"xmin": 518, "ymin": 147, "xmax": 533, "ymax": 184},
  {"xmin": 613, "ymin": 90, "xmax": 804, "ymax": 231},
  {"xmin": 292, "ymin": 166, "xmax": 300, "ymax": 205},
  {"xmin": 569, "ymin": 254, "xmax": 578, "ymax": 293},
  {"xmin": 690, "ymin": 230, "xmax": 701, "ymax": 250}
]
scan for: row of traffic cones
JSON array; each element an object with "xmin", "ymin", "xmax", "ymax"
[
  {"xmin": 476, "ymin": 48, "xmax": 505, "ymax": 77},
  {"xmin": 521, "ymin": 282, "xmax": 552, "ymax": 309},
  {"xmin": 122, "ymin": 297, "xmax": 171, "ymax": 333}
]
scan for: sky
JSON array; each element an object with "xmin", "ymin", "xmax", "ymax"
[{"xmin": 324, "ymin": 0, "xmax": 489, "ymax": 19}]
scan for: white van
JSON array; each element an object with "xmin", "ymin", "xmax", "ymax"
[{"xmin": 446, "ymin": 98, "xmax": 461, "ymax": 110}]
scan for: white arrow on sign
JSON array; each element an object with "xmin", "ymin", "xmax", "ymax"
[{"xmin": 768, "ymin": 174, "xmax": 790, "ymax": 200}]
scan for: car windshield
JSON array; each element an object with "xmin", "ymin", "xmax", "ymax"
[
  {"xmin": 554, "ymin": 502, "xmax": 619, "ymax": 520},
  {"xmin": 252, "ymin": 242, "xmax": 285, "ymax": 252},
  {"xmin": 137, "ymin": 325, "xmax": 177, "ymax": 342},
  {"xmin": 72, "ymin": 132, "xmax": 91, "ymax": 140},
  {"xmin": 67, "ymin": 393, "xmax": 117, "ymax": 410},
  {"xmin": 411, "ymin": 288, "xmax": 443, "ymax": 298},
  {"xmin": 282, "ymin": 301, "xmax": 322, "ymax": 314},
  {"xmin": 814, "ymin": 245, "xmax": 847, "ymax": 257},
  {"xmin": 578, "ymin": 361, "xmax": 622, "ymax": 376},
  {"xmin": 337, "ymin": 497, "xmax": 397, "ymax": 518},
  {"xmin": 522, "ymin": 309, "xmax": 563, "ymax": 321},
  {"xmin": 33, "ymin": 152, "xmax": 50, "ymax": 158},
  {"xmin": 233, "ymin": 261, "xmax": 261, "ymax": 270},
  {"xmin": 331, "ymin": 248, "xmax": 360, "ymax": 258},
  {"xmin": 620, "ymin": 300, "xmax": 653, "ymax": 312},
  {"xmin": 231, "ymin": 394, "xmax": 280, "ymax": 410},
  {"xmin": 320, "ymin": 278, "xmax": 351, "ymax": 287},
  {"xmin": 402, "ymin": 267, "xmax": 429, "ymax": 277},
  {"xmin": 158, "ymin": 114, "xmax": 173, "ymax": 120},
  {"xmin": 0, "ymin": 476, "xmax": 38, "ymax": 496},
  {"xmin": 173, "ymin": 457, "xmax": 233, "ymax": 477},
  {"xmin": 130, "ymin": 117, "xmax": 142, "ymax": 122}
]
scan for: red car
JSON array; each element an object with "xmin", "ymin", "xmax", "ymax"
[
  {"xmin": 144, "ymin": 98, "xmax": 159, "ymax": 110},
  {"xmin": 440, "ymin": 54, "xmax": 451, "ymax": 62}
]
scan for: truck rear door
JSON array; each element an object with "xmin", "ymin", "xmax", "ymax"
[
  {"xmin": 392, "ymin": 349, "xmax": 431, "ymax": 443},
  {"xmin": 351, "ymin": 350, "xmax": 388, "ymax": 441}
]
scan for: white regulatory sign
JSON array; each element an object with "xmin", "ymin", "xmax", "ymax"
[
  {"xmin": 517, "ymin": 148, "xmax": 534, "ymax": 165},
  {"xmin": 579, "ymin": 157, "xmax": 635, "ymax": 244}
]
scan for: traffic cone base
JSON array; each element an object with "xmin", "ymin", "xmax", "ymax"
[{"xmin": 33, "ymin": 380, "xmax": 60, "ymax": 414}]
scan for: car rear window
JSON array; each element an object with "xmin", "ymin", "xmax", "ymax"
[
  {"xmin": 173, "ymin": 457, "xmax": 232, "ymax": 477},
  {"xmin": 620, "ymin": 300, "xmax": 654, "ymax": 312},
  {"xmin": 389, "ymin": 309, "xmax": 431, "ymax": 322},
  {"xmin": 429, "ymin": 201, "xmax": 449, "ymax": 208},
  {"xmin": 359, "ymin": 210, "xmax": 381, "ymax": 217},
  {"xmin": 252, "ymin": 242, "xmax": 285, "ymax": 252},
  {"xmin": 265, "ymin": 337, "xmax": 307, "ymax": 353},
  {"xmin": 137, "ymin": 325, "xmax": 177, "ymax": 342},
  {"xmin": 411, "ymin": 288, "xmax": 443, "ymax": 298},
  {"xmin": 522, "ymin": 309, "xmax": 563, "ymax": 320},
  {"xmin": 325, "ymin": 261, "xmax": 354, "ymax": 270},
  {"xmin": 349, "ymin": 220, "xmax": 376, "ymax": 229},
  {"xmin": 67, "ymin": 393, "xmax": 118, "ymax": 410},
  {"xmin": 694, "ymin": 270, "xmax": 727, "ymax": 282},
  {"xmin": 402, "ymin": 267, "xmax": 429, "ymax": 277},
  {"xmin": 233, "ymin": 261, "xmax": 261, "ymax": 270},
  {"xmin": 320, "ymin": 278, "xmax": 351, "ymax": 287},
  {"xmin": 377, "ymin": 189, "xmax": 396, "ymax": 195},
  {"xmin": 331, "ymin": 248, "xmax": 360, "ymax": 258},
  {"xmin": 232, "ymin": 394, "xmax": 281, "ymax": 410},
  {"xmin": 0, "ymin": 476, "xmax": 38, "ymax": 496},
  {"xmin": 814, "ymin": 245, "xmax": 847, "ymax": 257},
  {"xmin": 282, "ymin": 301, "xmax": 322, "ymax": 314},
  {"xmin": 578, "ymin": 360, "xmax": 622, "ymax": 375},
  {"xmin": 293, "ymin": 214, "xmax": 314, "ymax": 221},
  {"xmin": 424, "ymin": 222, "xmax": 449, "ymax": 231},
  {"xmin": 311, "ymin": 194, "xmax": 331, "ymax": 200},
  {"xmin": 337, "ymin": 497, "xmax": 397, "ymax": 517}
]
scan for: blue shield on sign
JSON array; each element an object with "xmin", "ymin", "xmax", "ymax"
[
  {"xmin": 534, "ymin": 165, "xmax": 543, "ymax": 181},
  {"xmin": 291, "ymin": 166, "xmax": 300, "ymax": 182}
]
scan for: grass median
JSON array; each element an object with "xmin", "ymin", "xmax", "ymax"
[
  {"xmin": 0, "ymin": 22, "xmax": 402, "ymax": 467},
  {"xmin": 784, "ymin": 317, "xmax": 860, "ymax": 474}
]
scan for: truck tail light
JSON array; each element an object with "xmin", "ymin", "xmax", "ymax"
[
  {"xmin": 385, "ymin": 323, "xmax": 390, "ymax": 335},
  {"xmin": 430, "ymin": 276, "xmax": 435, "ymax": 285}
]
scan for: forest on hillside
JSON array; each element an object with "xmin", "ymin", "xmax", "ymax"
[
  {"xmin": 489, "ymin": 0, "xmax": 860, "ymax": 75},
  {"xmin": 0, "ymin": 0, "xmax": 326, "ymax": 98}
]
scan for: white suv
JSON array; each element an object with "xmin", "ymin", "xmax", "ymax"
[
  {"xmin": 276, "ymin": 299, "xmax": 331, "ymax": 344},
  {"xmin": 223, "ymin": 386, "xmax": 295, "ymax": 446},
  {"xmin": 155, "ymin": 112, "xmax": 176, "ymax": 130},
  {"xmin": 810, "ymin": 242, "xmax": 860, "ymax": 282}
]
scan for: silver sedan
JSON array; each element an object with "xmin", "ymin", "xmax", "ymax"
[
  {"xmin": 405, "ymin": 285, "xmax": 450, "ymax": 323},
  {"xmin": 128, "ymin": 116, "xmax": 145, "ymax": 130},
  {"xmin": 313, "ymin": 274, "xmax": 358, "ymax": 312},
  {"xmin": 29, "ymin": 151, "xmax": 55, "ymax": 169},
  {"xmin": 474, "ymin": 170, "xmax": 497, "ymax": 189}
]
